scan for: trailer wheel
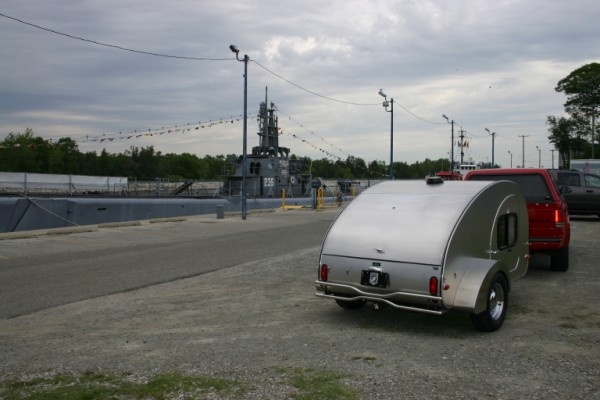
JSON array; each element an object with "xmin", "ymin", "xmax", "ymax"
[
  {"xmin": 470, "ymin": 273, "xmax": 508, "ymax": 332},
  {"xmin": 335, "ymin": 299, "xmax": 366, "ymax": 310},
  {"xmin": 550, "ymin": 246, "xmax": 569, "ymax": 272}
]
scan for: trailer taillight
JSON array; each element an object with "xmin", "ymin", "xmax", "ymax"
[
  {"xmin": 429, "ymin": 276, "xmax": 439, "ymax": 296},
  {"xmin": 320, "ymin": 264, "xmax": 328, "ymax": 281}
]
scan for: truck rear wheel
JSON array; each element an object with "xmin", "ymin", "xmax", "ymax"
[
  {"xmin": 470, "ymin": 273, "xmax": 508, "ymax": 332},
  {"xmin": 550, "ymin": 246, "xmax": 569, "ymax": 271}
]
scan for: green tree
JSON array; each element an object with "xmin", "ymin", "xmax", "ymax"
[
  {"xmin": 0, "ymin": 128, "xmax": 50, "ymax": 172},
  {"xmin": 159, "ymin": 153, "xmax": 201, "ymax": 179},
  {"xmin": 547, "ymin": 114, "xmax": 590, "ymax": 166},
  {"xmin": 48, "ymin": 137, "xmax": 80, "ymax": 174},
  {"xmin": 555, "ymin": 62, "xmax": 600, "ymax": 157},
  {"xmin": 367, "ymin": 160, "xmax": 387, "ymax": 178}
]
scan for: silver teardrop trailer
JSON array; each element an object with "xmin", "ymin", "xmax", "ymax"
[{"xmin": 315, "ymin": 178, "xmax": 529, "ymax": 331}]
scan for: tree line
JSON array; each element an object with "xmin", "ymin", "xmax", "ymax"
[
  {"xmin": 1, "ymin": 128, "xmax": 452, "ymax": 180},
  {"xmin": 547, "ymin": 62, "xmax": 600, "ymax": 165},
  {"xmin": 7, "ymin": 63, "xmax": 595, "ymax": 179}
]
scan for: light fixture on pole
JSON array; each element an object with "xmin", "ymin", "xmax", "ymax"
[
  {"xmin": 442, "ymin": 115, "xmax": 455, "ymax": 180},
  {"xmin": 508, "ymin": 150, "xmax": 513, "ymax": 168},
  {"xmin": 378, "ymin": 89, "xmax": 394, "ymax": 179},
  {"xmin": 485, "ymin": 128, "xmax": 496, "ymax": 167},
  {"xmin": 229, "ymin": 45, "xmax": 249, "ymax": 220}
]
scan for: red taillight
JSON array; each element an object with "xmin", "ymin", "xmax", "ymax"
[
  {"xmin": 320, "ymin": 264, "xmax": 328, "ymax": 281},
  {"xmin": 555, "ymin": 209, "xmax": 565, "ymax": 227},
  {"xmin": 429, "ymin": 276, "xmax": 439, "ymax": 296},
  {"xmin": 555, "ymin": 210, "xmax": 563, "ymax": 223}
]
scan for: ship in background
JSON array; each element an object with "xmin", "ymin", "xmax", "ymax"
[
  {"xmin": 222, "ymin": 89, "xmax": 311, "ymax": 198},
  {"xmin": 0, "ymin": 90, "xmax": 349, "ymax": 233}
]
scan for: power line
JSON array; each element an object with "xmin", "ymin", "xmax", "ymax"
[
  {"xmin": 253, "ymin": 59, "xmax": 445, "ymax": 125},
  {"xmin": 251, "ymin": 59, "xmax": 380, "ymax": 106},
  {"xmin": 0, "ymin": 12, "xmax": 230, "ymax": 61}
]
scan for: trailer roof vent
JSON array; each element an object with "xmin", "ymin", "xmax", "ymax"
[{"xmin": 426, "ymin": 175, "xmax": 444, "ymax": 185}]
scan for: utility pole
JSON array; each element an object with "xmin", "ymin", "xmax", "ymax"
[
  {"xmin": 378, "ymin": 89, "xmax": 394, "ymax": 180},
  {"xmin": 592, "ymin": 112, "xmax": 596, "ymax": 159},
  {"xmin": 519, "ymin": 135, "xmax": 529, "ymax": 168},
  {"xmin": 457, "ymin": 128, "xmax": 467, "ymax": 165},
  {"xmin": 442, "ymin": 115, "xmax": 455, "ymax": 179},
  {"xmin": 485, "ymin": 128, "xmax": 496, "ymax": 167}
]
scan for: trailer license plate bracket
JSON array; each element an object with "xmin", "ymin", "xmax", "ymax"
[{"xmin": 361, "ymin": 270, "xmax": 388, "ymax": 288}]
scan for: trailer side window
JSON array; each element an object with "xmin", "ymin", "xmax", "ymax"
[{"xmin": 497, "ymin": 213, "xmax": 518, "ymax": 250}]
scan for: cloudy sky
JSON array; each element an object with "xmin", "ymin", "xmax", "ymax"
[{"xmin": 1, "ymin": 0, "xmax": 598, "ymax": 169}]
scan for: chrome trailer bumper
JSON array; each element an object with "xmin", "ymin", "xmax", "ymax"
[{"xmin": 315, "ymin": 281, "xmax": 448, "ymax": 316}]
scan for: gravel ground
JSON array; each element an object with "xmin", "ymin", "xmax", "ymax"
[{"xmin": 1, "ymin": 217, "xmax": 599, "ymax": 399}]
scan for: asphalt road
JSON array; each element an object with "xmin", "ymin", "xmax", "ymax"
[{"xmin": 0, "ymin": 208, "xmax": 341, "ymax": 319}]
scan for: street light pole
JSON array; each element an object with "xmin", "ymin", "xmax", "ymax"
[
  {"xmin": 485, "ymin": 128, "xmax": 496, "ymax": 167},
  {"xmin": 378, "ymin": 89, "xmax": 394, "ymax": 179},
  {"xmin": 442, "ymin": 115, "xmax": 455, "ymax": 180},
  {"xmin": 230, "ymin": 45, "xmax": 249, "ymax": 220},
  {"xmin": 551, "ymin": 149, "xmax": 555, "ymax": 169},
  {"xmin": 508, "ymin": 150, "xmax": 513, "ymax": 168},
  {"xmin": 536, "ymin": 146, "xmax": 541, "ymax": 167}
]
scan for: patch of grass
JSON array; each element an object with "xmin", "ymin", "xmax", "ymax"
[
  {"xmin": 351, "ymin": 355, "xmax": 377, "ymax": 361},
  {"xmin": 508, "ymin": 302, "xmax": 532, "ymax": 315},
  {"xmin": 0, "ymin": 371, "xmax": 247, "ymax": 400},
  {"xmin": 288, "ymin": 368, "xmax": 359, "ymax": 400},
  {"xmin": 559, "ymin": 322, "xmax": 577, "ymax": 329}
]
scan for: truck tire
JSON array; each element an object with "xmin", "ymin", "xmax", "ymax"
[
  {"xmin": 550, "ymin": 246, "xmax": 569, "ymax": 272},
  {"xmin": 470, "ymin": 273, "xmax": 508, "ymax": 332},
  {"xmin": 335, "ymin": 299, "xmax": 366, "ymax": 310}
]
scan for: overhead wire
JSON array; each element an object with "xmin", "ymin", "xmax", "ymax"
[
  {"xmin": 251, "ymin": 59, "xmax": 380, "ymax": 106},
  {"xmin": 0, "ymin": 12, "xmax": 230, "ymax": 61}
]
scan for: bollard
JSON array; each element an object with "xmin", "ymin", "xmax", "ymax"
[{"xmin": 216, "ymin": 204, "xmax": 224, "ymax": 219}]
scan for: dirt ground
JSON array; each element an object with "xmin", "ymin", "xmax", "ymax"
[{"xmin": 1, "ymin": 214, "xmax": 599, "ymax": 399}]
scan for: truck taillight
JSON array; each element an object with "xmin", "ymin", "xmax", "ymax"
[
  {"xmin": 555, "ymin": 210, "xmax": 565, "ymax": 227},
  {"xmin": 320, "ymin": 264, "xmax": 328, "ymax": 281},
  {"xmin": 429, "ymin": 276, "xmax": 439, "ymax": 296}
]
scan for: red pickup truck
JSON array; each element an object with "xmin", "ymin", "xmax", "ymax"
[{"xmin": 464, "ymin": 168, "xmax": 570, "ymax": 271}]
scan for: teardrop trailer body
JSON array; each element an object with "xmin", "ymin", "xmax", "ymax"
[{"xmin": 315, "ymin": 178, "xmax": 529, "ymax": 331}]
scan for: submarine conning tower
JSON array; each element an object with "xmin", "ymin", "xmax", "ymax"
[{"xmin": 252, "ymin": 99, "xmax": 289, "ymax": 158}]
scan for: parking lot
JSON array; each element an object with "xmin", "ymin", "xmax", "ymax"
[{"xmin": 1, "ymin": 211, "xmax": 599, "ymax": 399}]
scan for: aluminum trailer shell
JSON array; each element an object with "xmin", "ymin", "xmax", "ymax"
[{"xmin": 315, "ymin": 179, "xmax": 528, "ymax": 318}]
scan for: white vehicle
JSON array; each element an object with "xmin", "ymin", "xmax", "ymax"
[{"xmin": 570, "ymin": 159, "xmax": 600, "ymax": 175}]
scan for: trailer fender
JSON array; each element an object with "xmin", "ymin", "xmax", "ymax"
[{"xmin": 451, "ymin": 258, "xmax": 507, "ymax": 314}]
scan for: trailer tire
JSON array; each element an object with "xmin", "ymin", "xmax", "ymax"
[
  {"xmin": 335, "ymin": 299, "xmax": 366, "ymax": 310},
  {"xmin": 470, "ymin": 273, "xmax": 508, "ymax": 332},
  {"xmin": 550, "ymin": 246, "xmax": 569, "ymax": 272}
]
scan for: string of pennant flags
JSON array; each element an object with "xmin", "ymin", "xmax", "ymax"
[
  {"xmin": 277, "ymin": 109, "xmax": 349, "ymax": 160},
  {"xmin": 3, "ymin": 115, "xmax": 471, "ymax": 180},
  {"xmin": 276, "ymin": 124, "xmax": 391, "ymax": 179},
  {"xmin": 1, "ymin": 114, "xmax": 252, "ymax": 149},
  {"xmin": 75, "ymin": 113, "xmax": 254, "ymax": 144}
]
